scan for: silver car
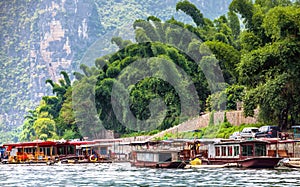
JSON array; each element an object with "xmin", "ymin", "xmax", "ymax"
[{"xmin": 240, "ymin": 127, "xmax": 259, "ymax": 139}]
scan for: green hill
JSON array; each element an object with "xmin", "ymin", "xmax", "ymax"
[{"xmin": 0, "ymin": 1, "xmax": 231, "ymax": 141}]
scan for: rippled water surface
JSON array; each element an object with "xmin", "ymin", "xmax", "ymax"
[{"xmin": 1, "ymin": 162, "xmax": 300, "ymax": 186}]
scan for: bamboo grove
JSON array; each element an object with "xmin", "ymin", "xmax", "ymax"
[{"xmin": 19, "ymin": 0, "xmax": 300, "ymax": 141}]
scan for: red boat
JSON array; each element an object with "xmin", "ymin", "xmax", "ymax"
[
  {"xmin": 191, "ymin": 139, "xmax": 282, "ymax": 168},
  {"xmin": 2, "ymin": 140, "xmax": 113, "ymax": 164}
]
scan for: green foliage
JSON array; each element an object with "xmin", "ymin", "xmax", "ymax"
[
  {"xmin": 19, "ymin": 72, "xmax": 81, "ymax": 140},
  {"xmin": 262, "ymin": 6, "xmax": 300, "ymax": 41},
  {"xmin": 208, "ymin": 111, "xmax": 215, "ymax": 126},
  {"xmin": 16, "ymin": 0, "xmax": 300, "ymax": 141},
  {"xmin": 176, "ymin": 0, "xmax": 205, "ymax": 27},
  {"xmin": 227, "ymin": 11, "xmax": 240, "ymax": 40},
  {"xmin": 229, "ymin": 0, "xmax": 254, "ymax": 30},
  {"xmin": 0, "ymin": 0, "xmax": 233, "ymax": 142},
  {"xmin": 236, "ymin": 1, "xmax": 300, "ymax": 130},
  {"xmin": 199, "ymin": 122, "xmax": 264, "ymax": 139},
  {"xmin": 33, "ymin": 118, "xmax": 57, "ymax": 140},
  {"xmin": 162, "ymin": 122, "xmax": 268, "ymax": 139},
  {"xmin": 0, "ymin": 121, "xmax": 20, "ymax": 144}
]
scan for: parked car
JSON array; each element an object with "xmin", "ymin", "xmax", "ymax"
[
  {"xmin": 229, "ymin": 131, "xmax": 241, "ymax": 139},
  {"xmin": 240, "ymin": 127, "xmax": 259, "ymax": 139},
  {"xmin": 255, "ymin": 126, "xmax": 280, "ymax": 138}
]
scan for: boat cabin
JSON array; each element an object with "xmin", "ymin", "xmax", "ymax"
[
  {"xmin": 208, "ymin": 140, "xmax": 268, "ymax": 159},
  {"xmin": 130, "ymin": 140, "xmax": 186, "ymax": 168},
  {"xmin": 135, "ymin": 150, "xmax": 180, "ymax": 163},
  {"xmin": 2, "ymin": 140, "xmax": 79, "ymax": 163}
]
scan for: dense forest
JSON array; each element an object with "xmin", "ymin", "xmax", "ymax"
[
  {"xmin": 5, "ymin": 0, "xmax": 300, "ymax": 142},
  {"xmin": 0, "ymin": 0, "xmax": 231, "ymax": 143}
]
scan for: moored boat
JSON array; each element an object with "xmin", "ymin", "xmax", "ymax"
[
  {"xmin": 130, "ymin": 140, "xmax": 187, "ymax": 169},
  {"xmin": 187, "ymin": 139, "xmax": 282, "ymax": 168},
  {"xmin": 1, "ymin": 140, "xmax": 114, "ymax": 164},
  {"xmin": 277, "ymin": 158, "xmax": 300, "ymax": 168}
]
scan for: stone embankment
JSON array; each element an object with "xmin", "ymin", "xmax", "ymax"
[
  {"xmin": 145, "ymin": 110, "xmax": 258, "ymax": 141},
  {"xmin": 119, "ymin": 110, "xmax": 257, "ymax": 142}
]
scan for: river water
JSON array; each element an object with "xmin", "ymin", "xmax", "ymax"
[{"xmin": 1, "ymin": 162, "xmax": 300, "ymax": 187}]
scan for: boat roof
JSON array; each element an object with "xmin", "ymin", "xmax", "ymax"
[
  {"xmin": 129, "ymin": 138, "xmax": 221, "ymax": 146},
  {"xmin": 68, "ymin": 141, "xmax": 95, "ymax": 146},
  {"xmin": 93, "ymin": 139, "xmax": 122, "ymax": 143},
  {"xmin": 3, "ymin": 140, "xmax": 58, "ymax": 147},
  {"xmin": 3, "ymin": 140, "xmax": 98, "ymax": 149},
  {"xmin": 214, "ymin": 139, "xmax": 270, "ymax": 145},
  {"xmin": 259, "ymin": 138, "xmax": 300, "ymax": 144}
]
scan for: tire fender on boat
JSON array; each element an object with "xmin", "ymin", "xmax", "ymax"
[{"xmin": 90, "ymin": 155, "xmax": 97, "ymax": 162}]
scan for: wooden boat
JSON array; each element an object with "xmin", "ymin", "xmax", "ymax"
[
  {"xmin": 1, "ymin": 140, "xmax": 113, "ymax": 164},
  {"xmin": 130, "ymin": 140, "xmax": 187, "ymax": 169},
  {"xmin": 2, "ymin": 140, "xmax": 60, "ymax": 164},
  {"xmin": 187, "ymin": 139, "xmax": 282, "ymax": 168},
  {"xmin": 70, "ymin": 141, "xmax": 112, "ymax": 164}
]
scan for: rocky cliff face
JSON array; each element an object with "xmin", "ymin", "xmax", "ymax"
[
  {"xmin": 0, "ymin": 0, "xmax": 231, "ymax": 132},
  {"xmin": 0, "ymin": 0, "xmax": 104, "ymax": 129}
]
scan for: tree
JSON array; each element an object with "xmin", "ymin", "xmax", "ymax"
[
  {"xmin": 33, "ymin": 118, "xmax": 57, "ymax": 140},
  {"xmin": 19, "ymin": 110, "xmax": 37, "ymax": 141},
  {"xmin": 229, "ymin": 0, "xmax": 254, "ymax": 30},
  {"xmin": 227, "ymin": 11, "xmax": 240, "ymax": 40},
  {"xmin": 239, "ymin": 4, "xmax": 300, "ymax": 130},
  {"xmin": 176, "ymin": 0, "xmax": 205, "ymax": 27}
]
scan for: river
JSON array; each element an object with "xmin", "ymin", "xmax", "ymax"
[{"xmin": 1, "ymin": 162, "xmax": 300, "ymax": 186}]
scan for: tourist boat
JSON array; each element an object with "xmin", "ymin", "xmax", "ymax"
[
  {"xmin": 130, "ymin": 140, "xmax": 187, "ymax": 169},
  {"xmin": 1, "ymin": 140, "xmax": 113, "ymax": 164},
  {"xmin": 2, "ymin": 140, "xmax": 60, "ymax": 164},
  {"xmin": 187, "ymin": 139, "xmax": 282, "ymax": 168}
]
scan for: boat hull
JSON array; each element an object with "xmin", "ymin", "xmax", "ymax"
[
  {"xmin": 131, "ymin": 161, "xmax": 186, "ymax": 169},
  {"xmin": 202, "ymin": 157, "xmax": 282, "ymax": 168},
  {"xmin": 238, "ymin": 157, "xmax": 282, "ymax": 168}
]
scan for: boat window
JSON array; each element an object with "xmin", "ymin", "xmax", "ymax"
[
  {"xmin": 234, "ymin": 146, "xmax": 239, "ymax": 156},
  {"xmin": 100, "ymin": 147, "xmax": 107, "ymax": 155},
  {"xmin": 228, "ymin": 146, "xmax": 232, "ymax": 156},
  {"xmin": 29, "ymin": 148, "xmax": 33, "ymax": 153},
  {"xmin": 45, "ymin": 147, "xmax": 51, "ymax": 156},
  {"xmin": 52, "ymin": 147, "xmax": 56, "ymax": 155},
  {"xmin": 159, "ymin": 153, "xmax": 172, "ymax": 162},
  {"xmin": 242, "ymin": 145, "xmax": 253, "ymax": 156},
  {"xmin": 221, "ymin": 147, "xmax": 226, "ymax": 156},
  {"xmin": 67, "ymin": 145, "xmax": 75, "ymax": 155},
  {"xmin": 215, "ymin": 147, "xmax": 220, "ymax": 156},
  {"xmin": 255, "ymin": 143, "xmax": 266, "ymax": 156},
  {"xmin": 146, "ymin": 153, "xmax": 155, "ymax": 162},
  {"xmin": 136, "ymin": 153, "xmax": 143, "ymax": 161},
  {"xmin": 137, "ymin": 153, "xmax": 155, "ymax": 162},
  {"xmin": 57, "ymin": 146, "xmax": 65, "ymax": 155}
]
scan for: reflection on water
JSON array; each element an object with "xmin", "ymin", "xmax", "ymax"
[{"xmin": 1, "ymin": 162, "xmax": 300, "ymax": 187}]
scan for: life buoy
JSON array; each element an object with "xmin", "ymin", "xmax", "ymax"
[{"xmin": 89, "ymin": 155, "xmax": 97, "ymax": 162}]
